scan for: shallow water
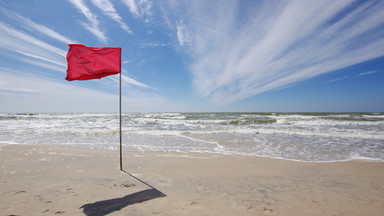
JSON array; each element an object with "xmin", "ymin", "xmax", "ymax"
[{"xmin": 1, "ymin": 112, "xmax": 383, "ymax": 162}]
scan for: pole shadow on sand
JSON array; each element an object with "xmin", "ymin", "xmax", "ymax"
[{"xmin": 80, "ymin": 170, "xmax": 166, "ymax": 216}]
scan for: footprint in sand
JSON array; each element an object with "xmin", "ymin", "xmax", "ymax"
[
  {"xmin": 263, "ymin": 207, "xmax": 274, "ymax": 213},
  {"xmin": 41, "ymin": 210, "xmax": 65, "ymax": 215},
  {"xmin": 121, "ymin": 183, "xmax": 136, "ymax": 188},
  {"xmin": 187, "ymin": 200, "xmax": 202, "ymax": 210}
]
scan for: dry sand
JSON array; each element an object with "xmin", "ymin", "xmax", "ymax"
[{"xmin": 1, "ymin": 144, "xmax": 383, "ymax": 216}]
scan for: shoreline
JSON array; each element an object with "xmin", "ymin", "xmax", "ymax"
[
  {"xmin": 2, "ymin": 142, "xmax": 383, "ymax": 164},
  {"xmin": 2, "ymin": 112, "xmax": 383, "ymax": 162},
  {"xmin": 1, "ymin": 144, "xmax": 384, "ymax": 215}
]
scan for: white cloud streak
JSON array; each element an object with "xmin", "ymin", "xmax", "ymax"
[
  {"xmin": 0, "ymin": 22, "xmax": 66, "ymax": 57},
  {"xmin": 174, "ymin": 0, "xmax": 384, "ymax": 105},
  {"xmin": 0, "ymin": 67, "xmax": 168, "ymax": 112},
  {"xmin": 176, "ymin": 20, "xmax": 192, "ymax": 46},
  {"xmin": 138, "ymin": 41, "xmax": 166, "ymax": 48},
  {"xmin": 0, "ymin": 7, "xmax": 76, "ymax": 44},
  {"xmin": 90, "ymin": 0, "xmax": 132, "ymax": 34},
  {"xmin": 122, "ymin": 0, "xmax": 139, "ymax": 17},
  {"xmin": 121, "ymin": 0, "xmax": 152, "ymax": 21},
  {"xmin": 15, "ymin": 51, "xmax": 66, "ymax": 67},
  {"xmin": 107, "ymin": 70, "xmax": 156, "ymax": 90},
  {"xmin": 0, "ymin": 78, "xmax": 41, "ymax": 93},
  {"xmin": 121, "ymin": 75, "xmax": 152, "ymax": 89},
  {"xmin": 0, "ymin": 22, "xmax": 67, "ymax": 71},
  {"xmin": 358, "ymin": 70, "xmax": 377, "ymax": 76},
  {"xmin": 68, "ymin": 0, "xmax": 107, "ymax": 43},
  {"xmin": 123, "ymin": 0, "xmax": 139, "ymax": 16},
  {"xmin": 0, "ymin": 68, "xmax": 118, "ymax": 112},
  {"xmin": 324, "ymin": 76, "xmax": 350, "ymax": 84}
]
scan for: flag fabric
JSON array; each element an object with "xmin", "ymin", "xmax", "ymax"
[{"xmin": 66, "ymin": 44, "xmax": 121, "ymax": 81}]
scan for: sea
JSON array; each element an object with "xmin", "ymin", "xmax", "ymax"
[{"xmin": 1, "ymin": 112, "xmax": 383, "ymax": 162}]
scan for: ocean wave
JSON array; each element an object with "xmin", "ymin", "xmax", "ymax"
[{"xmin": 1, "ymin": 112, "xmax": 383, "ymax": 162}]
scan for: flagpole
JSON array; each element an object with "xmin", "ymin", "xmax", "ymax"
[{"xmin": 119, "ymin": 69, "xmax": 123, "ymax": 170}]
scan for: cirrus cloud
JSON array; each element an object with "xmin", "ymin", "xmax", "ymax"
[
  {"xmin": 173, "ymin": 0, "xmax": 384, "ymax": 105},
  {"xmin": 68, "ymin": 0, "xmax": 107, "ymax": 43},
  {"xmin": 91, "ymin": 0, "xmax": 132, "ymax": 34}
]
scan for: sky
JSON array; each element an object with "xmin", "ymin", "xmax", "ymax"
[{"xmin": 0, "ymin": 0, "xmax": 384, "ymax": 113}]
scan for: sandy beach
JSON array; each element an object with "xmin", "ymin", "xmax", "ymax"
[{"xmin": 1, "ymin": 144, "xmax": 384, "ymax": 216}]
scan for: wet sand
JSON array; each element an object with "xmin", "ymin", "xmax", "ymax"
[{"xmin": 1, "ymin": 144, "xmax": 384, "ymax": 215}]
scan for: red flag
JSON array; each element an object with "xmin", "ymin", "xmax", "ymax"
[{"xmin": 66, "ymin": 44, "xmax": 121, "ymax": 81}]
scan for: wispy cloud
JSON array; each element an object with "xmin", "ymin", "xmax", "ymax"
[
  {"xmin": 172, "ymin": 0, "xmax": 384, "ymax": 105},
  {"xmin": 0, "ymin": 78, "xmax": 41, "ymax": 93},
  {"xmin": 121, "ymin": 0, "xmax": 152, "ymax": 22},
  {"xmin": 68, "ymin": 0, "xmax": 107, "ymax": 43},
  {"xmin": 0, "ymin": 68, "xmax": 118, "ymax": 112},
  {"xmin": 0, "ymin": 7, "xmax": 76, "ymax": 44},
  {"xmin": 324, "ymin": 76, "xmax": 350, "ymax": 84},
  {"xmin": 0, "ymin": 21, "xmax": 66, "ymax": 71},
  {"xmin": 15, "ymin": 51, "xmax": 66, "ymax": 67},
  {"xmin": 107, "ymin": 70, "xmax": 156, "ymax": 90},
  {"xmin": 176, "ymin": 20, "xmax": 192, "ymax": 46},
  {"xmin": 122, "ymin": 75, "xmax": 156, "ymax": 89},
  {"xmin": 358, "ymin": 70, "xmax": 378, "ymax": 76},
  {"xmin": 138, "ymin": 41, "xmax": 166, "ymax": 48},
  {"xmin": 90, "ymin": 0, "xmax": 132, "ymax": 34},
  {"xmin": 122, "ymin": 0, "xmax": 139, "ymax": 16},
  {"xmin": 0, "ymin": 67, "xmax": 166, "ymax": 112}
]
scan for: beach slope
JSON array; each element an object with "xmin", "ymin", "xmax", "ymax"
[{"xmin": 1, "ymin": 144, "xmax": 383, "ymax": 215}]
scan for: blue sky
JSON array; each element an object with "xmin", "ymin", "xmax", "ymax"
[{"xmin": 0, "ymin": 0, "xmax": 383, "ymax": 113}]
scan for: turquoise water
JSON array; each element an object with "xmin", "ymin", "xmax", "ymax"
[{"xmin": 0, "ymin": 112, "xmax": 383, "ymax": 162}]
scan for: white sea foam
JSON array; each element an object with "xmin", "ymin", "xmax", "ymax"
[{"xmin": 0, "ymin": 112, "xmax": 383, "ymax": 162}]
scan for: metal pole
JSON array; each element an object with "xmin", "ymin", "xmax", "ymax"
[{"xmin": 119, "ymin": 70, "xmax": 122, "ymax": 170}]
